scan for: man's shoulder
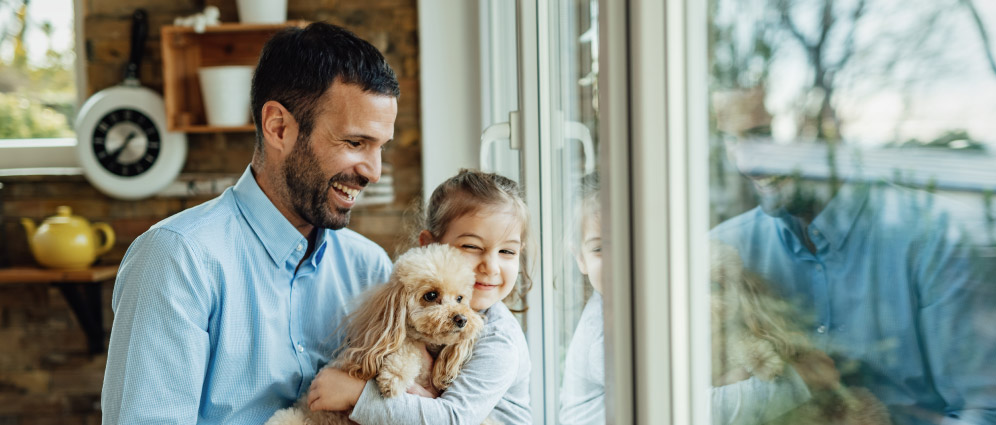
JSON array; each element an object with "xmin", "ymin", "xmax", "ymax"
[
  {"xmin": 122, "ymin": 191, "xmax": 241, "ymax": 265},
  {"xmin": 710, "ymin": 207, "xmax": 772, "ymax": 239},
  {"xmin": 150, "ymin": 190, "xmax": 240, "ymax": 239}
]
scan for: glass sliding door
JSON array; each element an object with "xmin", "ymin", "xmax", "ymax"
[
  {"xmin": 705, "ymin": 0, "xmax": 996, "ymax": 423},
  {"xmin": 479, "ymin": 0, "xmax": 610, "ymax": 423},
  {"xmin": 541, "ymin": 1, "xmax": 604, "ymax": 424},
  {"xmin": 619, "ymin": 0, "xmax": 996, "ymax": 423},
  {"xmin": 622, "ymin": 0, "xmax": 996, "ymax": 422}
]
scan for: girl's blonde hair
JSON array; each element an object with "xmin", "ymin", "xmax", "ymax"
[{"xmin": 420, "ymin": 169, "xmax": 533, "ymax": 312}]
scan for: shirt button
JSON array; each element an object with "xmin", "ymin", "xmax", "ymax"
[
  {"xmin": 812, "ymin": 229, "xmax": 820, "ymax": 236},
  {"xmin": 815, "ymin": 264, "xmax": 823, "ymax": 272},
  {"xmin": 817, "ymin": 325, "xmax": 827, "ymax": 334},
  {"xmin": 296, "ymin": 344, "xmax": 304, "ymax": 353},
  {"xmin": 296, "ymin": 244, "xmax": 304, "ymax": 252}
]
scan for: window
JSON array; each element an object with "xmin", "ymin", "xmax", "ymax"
[
  {"xmin": 0, "ymin": 0, "xmax": 81, "ymax": 171},
  {"xmin": 622, "ymin": 0, "xmax": 996, "ymax": 422}
]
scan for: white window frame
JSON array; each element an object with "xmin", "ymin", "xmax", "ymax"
[
  {"xmin": 0, "ymin": 0, "xmax": 86, "ymax": 172},
  {"xmin": 601, "ymin": 0, "xmax": 712, "ymax": 422}
]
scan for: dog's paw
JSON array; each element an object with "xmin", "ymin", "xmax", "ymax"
[
  {"xmin": 264, "ymin": 407, "xmax": 309, "ymax": 425},
  {"xmin": 376, "ymin": 372, "xmax": 406, "ymax": 398},
  {"xmin": 742, "ymin": 338, "xmax": 784, "ymax": 381}
]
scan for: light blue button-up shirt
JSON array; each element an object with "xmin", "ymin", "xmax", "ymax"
[
  {"xmin": 712, "ymin": 183, "xmax": 996, "ymax": 424},
  {"xmin": 101, "ymin": 166, "xmax": 392, "ymax": 424}
]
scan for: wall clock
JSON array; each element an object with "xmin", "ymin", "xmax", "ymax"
[{"xmin": 75, "ymin": 10, "xmax": 187, "ymax": 200}]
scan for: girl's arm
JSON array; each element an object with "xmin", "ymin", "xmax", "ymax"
[
  {"xmin": 346, "ymin": 329, "xmax": 519, "ymax": 425},
  {"xmin": 711, "ymin": 364, "xmax": 812, "ymax": 425}
]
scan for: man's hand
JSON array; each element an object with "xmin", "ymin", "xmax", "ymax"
[
  {"xmin": 791, "ymin": 349, "xmax": 840, "ymax": 391},
  {"xmin": 308, "ymin": 367, "xmax": 366, "ymax": 411}
]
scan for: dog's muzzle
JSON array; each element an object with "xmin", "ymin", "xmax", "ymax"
[{"xmin": 453, "ymin": 314, "xmax": 467, "ymax": 328}]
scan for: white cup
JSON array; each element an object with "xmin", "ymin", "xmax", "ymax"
[
  {"xmin": 198, "ymin": 65, "xmax": 254, "ymax": 127},
  {"xmin": 236, "ymin": 0, "xmax": 287, "ymax": 24}
]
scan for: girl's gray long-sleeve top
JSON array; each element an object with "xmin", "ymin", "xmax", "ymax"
[{"xmin": 350, "ymin": 301, "xmax": 532, "ymax": 425}]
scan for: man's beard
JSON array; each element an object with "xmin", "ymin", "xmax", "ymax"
[
  {"xmin": 283, "ymin": 137, "xmax": 368, "ymax": 230},
  {"xmin": 755, "ymin": 176, "xmax": 825, "ymax": 221}
]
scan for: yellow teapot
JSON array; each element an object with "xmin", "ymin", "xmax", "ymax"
[{"xmin": 21, "ymin": 206, "xmax": 116, "ymax": 270}]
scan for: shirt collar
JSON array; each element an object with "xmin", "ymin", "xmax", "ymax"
[
  {"xmin": 771, "ymin": 182, "xmax": 870, "ymax": 254},
  {"xmin": 232, "ymin": 165, "xmax": 308, "ymax": 266},
  {"xmin": 808, "ymin": 183, "xmax": 871, "ymax": 251}
]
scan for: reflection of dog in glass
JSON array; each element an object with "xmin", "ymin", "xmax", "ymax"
[
  {"xmin": 710, "ymin": 240, "xmax": 891, "ymax": 425},
  {"xmin": 266, "ymin": 244, "xmax": 485, "ymax": 425}
]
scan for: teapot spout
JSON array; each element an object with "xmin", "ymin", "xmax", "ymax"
[{"xmin": 21, "ymin": 218, "xmax": 37, "ymax": 246}]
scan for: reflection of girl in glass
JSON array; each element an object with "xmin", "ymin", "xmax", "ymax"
[{"xmin": 559, "ymin": 172, "xmax": 606, "ymax": 425}]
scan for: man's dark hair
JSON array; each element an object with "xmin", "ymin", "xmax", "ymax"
[{"xmin": 250, "ymin": 22, "xmax": 400, "ymax": 151}]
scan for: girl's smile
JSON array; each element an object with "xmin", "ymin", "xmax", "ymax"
[{"xmin": 431, "ymin": 205, "xmax": 523, "ymax": 311}]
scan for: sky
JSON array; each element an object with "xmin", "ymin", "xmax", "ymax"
[{"xmin": 714, "ymin": 0, "xmax": 996, "ymax": 147}]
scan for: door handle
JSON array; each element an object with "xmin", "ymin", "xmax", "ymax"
[
  {"xmin": 480, "ymin": 110, "xmax": 520, "ymax": 172},
  {"xmin": 563, "ymin": 120, "xmax": 595, "ymax": 174}
]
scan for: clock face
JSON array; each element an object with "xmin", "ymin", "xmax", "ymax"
[{"xmin": 92, "ymin": 108, "xmax": 161, "ymax": 177}]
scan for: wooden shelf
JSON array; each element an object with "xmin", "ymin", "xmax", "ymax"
[
  {"xmin": 0, "ymin": 265, "xmax": 119, "ymax": 285},
  {"xmin": 0, "ymin": 265, "xmax": 119, "ymax": 354},
  {"xmin": 161, "ymin": 21, "xmax": 309, "ymax": 132}
]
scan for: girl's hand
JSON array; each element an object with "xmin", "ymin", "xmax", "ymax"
[
  {"xmin": 406, "ymin": 382, "xmax": 440, "ymax": 398},
  {"xmin": 308, "ymin": 367, "xmax": 365, "ymax": 411},
  {"xmin": 791, "ymin": 349, "xmax": 840, "ymax": 391},
  {"xmin": 406, "ymin": 342, "xmax": 440, "ymax": 398}
]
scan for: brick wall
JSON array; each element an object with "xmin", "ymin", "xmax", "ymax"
[{"xmin": 0, "ymin": 0, "xmax": 420, "ymax": 422}]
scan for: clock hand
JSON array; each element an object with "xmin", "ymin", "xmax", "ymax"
[{"xmin": 109, "ymin": 132, "xmax": 139, "ymax": 160}]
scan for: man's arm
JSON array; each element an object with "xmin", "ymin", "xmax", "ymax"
[
  {"xmin": 917, "ymin": 227, "xmax": 996, "ymax": 424},
  {"xmin": 101, "ymin": 229, "xmax": 213, "ymax": 425}
]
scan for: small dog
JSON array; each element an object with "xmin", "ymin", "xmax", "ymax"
[
  {"xmin": 266, "ymin": 243, "xmax": 485, "ymax": 425},
  {"xmin": 710, "ymin": 240, "xmax": 891, "ymax": 425}
]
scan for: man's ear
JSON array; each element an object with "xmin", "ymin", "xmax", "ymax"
[
  {"xmin": 260, "ymin": 100, "xmax": 298, "ymax": 158},
  {"xmin": 418, "ymin": 230, "xmax": 435, "ymax": 247}
]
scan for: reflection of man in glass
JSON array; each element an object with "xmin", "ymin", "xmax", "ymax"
[
  {"xmin": 559, "ymin": 172, "xmax": 605, "ymax": 425},
  {"xmin": 711, "ymin": 139, "xmax": 996, "ymax": 424}
]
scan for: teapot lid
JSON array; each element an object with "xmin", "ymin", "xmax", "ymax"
[{"xmin": 46, "ymin": 206, "xmax": 79, "ymax": 225}]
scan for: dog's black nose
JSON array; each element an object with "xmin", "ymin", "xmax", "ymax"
[{"xmin": 453, "ymin": 314, "xmax": 467, "ymax": 328}]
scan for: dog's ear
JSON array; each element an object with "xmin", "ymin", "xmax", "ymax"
[
  {"xmin": 431, "ymin": 311, "xmax": 484, "ymax": 391},
  {"xmin": 418, "ymin": 230, "xmax": 435, "ymax": 247},
  {"xmin": 338, "ymin": 276, "xmax": 409, "ymax": 381}
]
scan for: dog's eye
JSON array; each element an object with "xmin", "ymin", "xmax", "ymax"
[
  {"xmin": 424, "ymin": 291, "xmax": 438, "ymax": 302},
  {"xmin": 456, "ymin": 296, "xmax": 464, "ymax": 303}
]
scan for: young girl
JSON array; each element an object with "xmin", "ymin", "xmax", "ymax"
[{"xmin": 306, "ymin": 169, "xmax": 533, "ymax": 424}]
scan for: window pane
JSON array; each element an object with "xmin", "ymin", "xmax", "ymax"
[
  {"xmin": 549, "ymin": 1, "xmax": 604, "ymax": 424},
  {"xmin": 707, "ymin": 1, "xmax": 996, "ymax": 423},
  {"xmin": 0, "ymin": 0, "xmax": 76, "ymax": 139}
]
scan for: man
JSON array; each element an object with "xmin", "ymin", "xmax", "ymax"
[
  {"xmin": 101, "ymin": 23, "xmax": 399, "ymax": 424},
  {"xmin": 712, "ymin": 140, "xmax": 996, "ymax": 424}
]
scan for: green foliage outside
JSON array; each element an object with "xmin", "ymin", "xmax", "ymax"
[
  {"xmin": 0, "ymin": 91, "xmax": 72, "ymax": 138},
  {"xmin": 0, "ymin": 0, "xmax": 76, "ymax": 139}
]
